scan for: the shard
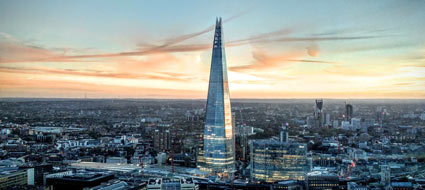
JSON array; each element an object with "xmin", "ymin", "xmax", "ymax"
[{"xmin": 198, "ymin": 18, "xmax": 235, "ymax": 177}]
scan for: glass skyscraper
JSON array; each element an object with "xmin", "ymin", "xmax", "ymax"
[{"xmin": 198, "ymin": 18, "xmax": 235, "ymax": 177}]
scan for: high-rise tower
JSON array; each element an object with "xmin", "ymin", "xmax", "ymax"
[
  {"xmin": 314, "ymin": 99, "xmax": 324, "ymax": 127},
  {"xmin": 345, "ymin": 103, "xmax": 353, "ymax": 122},
  {"xmin": 198, "ymin": 18, "xmax": 235, "ymax": 177}
]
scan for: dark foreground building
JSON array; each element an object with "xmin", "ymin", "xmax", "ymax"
[{"xmin": 46, "ymin": 172, "xmax": 114, "ymax": 190}]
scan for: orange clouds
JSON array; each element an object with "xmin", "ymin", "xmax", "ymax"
[
  {"xmin": 324, "ymin": 64, "xmax": 400, "ymax": 77},
  {"xmin": 0, "ymin": 65, "xmax": 193, "ymax": 82},
  {"xmin": 0, "ymin": 23, "xmax": 423, "ymax": 99},
  {"xmin": 0, "ymin": 76, "xmax": 205, "ymax": 99},
  {"xmin": 230, "ymin": 47, "xmax": 335, "ymax": 73},
  {"xmin": 0, "ymin": 40, "xmax": 59, "ymax": 63},
  {"xmin": 306, "ymin": 43, "xmax": 319, "ymax": 57},
  {"xmin": 230, "ymin": 48, "xmax": 300, "ymax": 72}
]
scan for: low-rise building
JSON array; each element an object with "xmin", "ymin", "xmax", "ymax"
[{"xmin": 147, "ymin": 177, "xmax": 196, "ymax": 190}]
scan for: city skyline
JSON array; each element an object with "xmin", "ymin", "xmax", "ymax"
[{"xmin": 1, "ymin": 0, "xmax": 425, "ymax": 99}]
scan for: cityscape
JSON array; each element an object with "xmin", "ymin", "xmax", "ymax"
[{"xmin": 1, "ymin": 1, "xmax": 425, "ymax": 190}]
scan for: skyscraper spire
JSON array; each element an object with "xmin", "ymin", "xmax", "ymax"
[{"xmin": 198, "ymin": 17, "xmax": 235, "ymax": 178}]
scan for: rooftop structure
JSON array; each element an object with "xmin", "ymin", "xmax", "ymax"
[
  {"xmin": 46, "ymin": 170, "xmax": 114, "ymax": 190},
  {"xmin": 147, "ymin": 177, "xmax": 196, "ymax": 190}
]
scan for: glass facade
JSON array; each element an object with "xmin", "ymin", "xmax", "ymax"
[
  {"xmin": 307, "ymin": 174, "xmax": 339, "ymax": 190},
  {"xmin": 250, "ymin": 140, "xmax": 309, "ymax": 183},
  {"xmin": 198, "ymin": 18, "xmax": 235, "ymax": 176}
]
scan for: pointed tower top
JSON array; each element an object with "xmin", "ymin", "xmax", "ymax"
[{"xmin": 215, "ymin": 17, "xmax": 222, "ymax": 28}]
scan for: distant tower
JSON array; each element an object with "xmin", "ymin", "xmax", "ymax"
[
  {"xmin": 315, "ymin": 99, "xmax": 324, "ymax": 127},
  {"xmin": 345, "ymin": 102, "xmax": 353, "ymax": 122},
  {"xmin": 280, "ymin": 124, "xmax": 289, "ymax": 143},
  {"xmin": 315, "ymin": 99, "xmax": 323, "ymax": 111},
  {"xmin": 198, "ymin": 18, "xmax": 235, "ymax": 178}
]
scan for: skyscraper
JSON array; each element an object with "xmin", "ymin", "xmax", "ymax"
[
  {"xmin": 198, "ymin": 18, "xmax": 235, "ymax": 177},
  {"xmin": 345, "ymin": 103, "xmax": 353, "ymax": 122},
  {"xmin": 314, "ymin": 99, "xmax": 324, "ymax": 127},
  {"xmin": 280, "ymin": 125, "xmax": 289, "ymax": 143}
]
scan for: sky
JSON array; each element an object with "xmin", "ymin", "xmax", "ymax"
[{"xmin": 0, "ymin": 0, "xmax": 424, "ymax": 99}]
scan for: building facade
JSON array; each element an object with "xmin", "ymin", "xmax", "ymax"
[
  {"xmin": 153, "ymin": 128, "xmax": 171, "ymax": 151},
  {"xmin": 198, "ymin": 18, "xmax": 235, "ymax": 177},
  {"xmin": 315, "ymin": 100, "xmax": 324, "ymax": 128},
  {"xmin": 345, "ymin": 104, "xmax": 353, "ymax": 122},
  {"xmin": 0, "ymin": 168, "xmax": 34, "ymax": 189},
  {"xmin": 250, "ymin": 140, "xmax": 308, "ymax": 182},
  {"xmin": 306, "ymin": 172, "xmax": 339, "ymax": 190}
]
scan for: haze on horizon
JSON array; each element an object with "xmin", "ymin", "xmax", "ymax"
[{"xmin": 0, "ymin": 0, "xmax": 424, "ymax": 99}]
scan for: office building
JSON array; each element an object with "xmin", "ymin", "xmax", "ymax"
[
  {"xmin": 315, "ymin": 100, "xmax": 324, "ymax": 128},
  {"xmin": 19, "ymin": 163, "xmax": 53, "ymax": 185},
  {"xmin": 153, "ymin": 129, "xmax": 171, "ymax": 151},
  {"xmin": 250, "ymin": 140, "xmax": 308, "ymax": 183},
  {"xmin": 351, "ymin": 118, "xmax": 361, "ymax": 131},
  {"xmin": 325, "ymin": 113, "xmax": 331, "ymax": 126},
  {"xmin": 0, "ymin": 168, "xmax": 34, "ymax": 189},
  {"xmin": 306, "ymin": 171, "xmax": 339, "ymax": 190},
  {"xmin": 280, "ymin": 125, "xmax": 289, "ymax": 143},
  {"xmin": 198, "ymin": 18, "xmax": 235, "ymax": 177},
  {"xmin": 345, "ymin": 103, "xmax": 353, "ymax": 122}
]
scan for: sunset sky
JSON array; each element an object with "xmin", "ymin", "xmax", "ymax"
[{"xmin": 0, "ymin": 0, "xmax": 424, "ymax": 99}]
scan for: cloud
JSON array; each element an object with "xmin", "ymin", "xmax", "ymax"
[
  {"xmin": 0, "ymin": 35, "xmax": 212, "ymax": 63},
  {"xmin": 136, "ymin": 10, "xmax": 252, "ymax": 51},
  {"xmin": 0, "ymin": 65, "xmax": 193, "ymax": 82},
  {"xmin": 0, "ymin": 40, "xmax": 60, "ymax": 63},
  {"xmin": 393, "ymin": 82, "xmax": 412, "ymax": 86},
  {"xmin": 0, "ymin": 32, "xmax": 13, "ymax": 40},
  {"xmin": 402, "ymin": 62, "xmax": 425, "ymax": 68},
  {"xmin": 227, "ymin": 32, "xmax": 379, "ymax": 47},
  {"xmin": 333, "ymin": 42, "xmax": 414, "ymax": 54},
  {"xmin": 0, "ymin": 24, "xmax": 380, "ymax": 64},
  {"xmin": 159, "ymin": 26, "xmax": 215, "ymax": 50},
  {"xmin": 272, "ymin": 36, "xmax": 377, "ymax": 42},
  {"xmin": 230, "ymin": 47, "xmax": 336, "ymax": 73},
  {"xmin": 324, "ymin": 64, "xmax": 400, "ymax": 77},
  {"xmin": 312, "ymin": 27, "xmax": 391, "ymax": 37},
  {"xmin": 228, "ymin": 28, "xmax": 293, "ymax": 46},
  {"xmin": 0, "ymin": 77, "xmax": 206, "ymax": 98},
  {"xmin": 159, "ymin": 7, "xmax": 255, "ymax": 48},
  {"xmin": 306, "ymin": 43, "xmax": 319, "ymax": 57}
]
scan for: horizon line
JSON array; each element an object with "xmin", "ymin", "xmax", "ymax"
[{"xmin": 1, "ymin": 97, "xmax": 424, "ymax": 100}]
